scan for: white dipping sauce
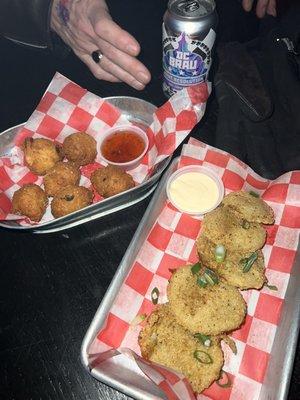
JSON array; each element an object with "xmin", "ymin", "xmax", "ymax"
[{"xmin": 168, "ymin": 171, "xmax": 220, "ymax": 214}]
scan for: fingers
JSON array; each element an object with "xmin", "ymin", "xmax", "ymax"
[
  {"xmin": 93, "ymin": 18, "xmax": 141, "ymax": 57},
  {"xmin": 266, "ymin": 0, "xmax": 277, "ymax": 17},
  {"xmin": 242, "ymin": 0, "xmax": 277, "ymax": 18},
  {"xmin": 242, "ymin": 0, "xmax": 254, "ymax": 12},
  {"xmin": 76, "ymin": 52, "xmax": 121, "ymax": 83}
]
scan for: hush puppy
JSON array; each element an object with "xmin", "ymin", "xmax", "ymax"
[
  {"xmin": 12, "ymin": 183, "xmax": 48, "ymax": 222},
  {"xmin": 167, "ymin": 265, "xmax": 246, "ymax": 336},
  {"xmin": 43, "ymin": 162, "xmax": 81, "ymax": 197},
  {"xmin": 63, "ymin": 132, "xmax": 97, "ymax": 166},
  {"xmin": 23, "ymin": 137, "xmax": 63, "ymax": 175},
  {"xmin": 51, "ymin": 185, "xmax": 93, "ymax": 218},
  {"xmin": 139, "ymin": 304, "xmax": 224, "ymax": 394},
  {"xmin": 91, "ymin": 165, "xmax": 135, "ymax": 198}
]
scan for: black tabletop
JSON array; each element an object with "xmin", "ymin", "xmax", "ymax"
[{"xmin": 1, "ymin": 1, "xmax": 300, "ymax": 399}]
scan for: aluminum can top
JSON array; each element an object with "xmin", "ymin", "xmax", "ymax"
[{"xmin": 167, "ymin": 0, "xmax": 216, "ymax": 20}]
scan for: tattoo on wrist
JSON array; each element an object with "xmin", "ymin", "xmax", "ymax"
[{"xmin": 56, "ymin": 0, "xmax": 71, "ymax": 26}]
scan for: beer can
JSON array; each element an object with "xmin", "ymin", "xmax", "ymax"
[{"xmin": 162, "ymin": 0, "xmax": 218, "ymax": 97}]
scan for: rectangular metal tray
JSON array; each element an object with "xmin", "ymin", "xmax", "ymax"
[
  {"xmin": 0, "ymin": 97, "xmax": 170, "ymax": 233},
  {"xmin": 81, "ymin": 156, "xmax": 300, "ymax": 400}
]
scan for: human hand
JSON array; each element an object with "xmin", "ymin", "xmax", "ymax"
[
  {"xmin": 50, "ymin": 0, "xmax": 151, "ymax": 90},
  {"xmin": 242, "ymin": 0, "xmax": 277, "ymax": 18}
]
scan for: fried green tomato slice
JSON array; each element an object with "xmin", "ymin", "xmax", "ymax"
[
  {"xmin": 12, "ymin": 183, "xmax": 48, "ymax": 222},
  {"xmin": 51, "ymin": 185, "xmax": 93, "ymax": 218},
  {"xmin": 201, "ymin": 207, "xmax": 266, "ymax": 253},
  {"xmin": 138, "ymin": 304, "xmax": 224, "ymax": 394},
  {"xmin": 23, "ymin": 137, "xmax": 63, "ymax": 175},
  {"xmin": 196, "ymin": 235, "xmax": 266, "ymax": 290},
  {"xmin": 221, "ymin": 191, "xmax": 275, "ymax": 224},
  {"xmin": 43, "ymin": 162, "xmax": 80, "ymax": 197},
  {"xmin": 167, "ymin": 266, "xmax": 246, "ymax": 336}
]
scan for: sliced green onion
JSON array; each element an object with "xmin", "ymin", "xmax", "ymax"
[
  {"xmin": 193, "ymin": 350, "xmax": 213, "ymax": 364},
  {"xmin": 197, "ymin": 275, "xmax": 208, "ymax": 288},
  {"xmin": 242, "ymin": 219, "xmax": 250, "ymax": 229},
  {"xmin": 214, "ymin": 245, "xmax": 226, "ymax": 263},
  {"xmin": 204, "ymin": 268, "xmax": 219, "ymax": 284},
  {"xmin": 265, "ymin": 283, "xmax": 278, "ymax": 291},
  {"xmin": 240, "ymin": 251, "xmax": 258, "ymax": 273},
  {"xmin": 151, "ymin": 287, "xmax": 159, "ymax": 305},
  {"xmin": 191, "ymin": 262, "xmax": 201, "ymax": 275},
  {"xmin": 131, "ymin": 314, "xmax": 146, "ymax": 326},
  {"xmin": 194, "ymin": 333, "xmax": 211, "ymax": 347},
  {"xmin": 249, "ymin": 190, "xmax": 259, "ymax": 198},
  {"xmin": 216, "ymin": 370, "xmax": 232, "ymax": 388}
]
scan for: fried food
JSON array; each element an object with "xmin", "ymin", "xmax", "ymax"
[
  {"xmin": 23, "ymin": 137, "xmax": 63, "ymax": 175},
  {"xmin": 62, "ymin": 132, "xmax": 97, "ymax": 166},
  {"xmin": 197, "ymin": 235, "xmax": 266, "ymax": 290},
  {"xmin": 139, "ymin": 304, "xmax": 224, "ymax": 393},
  {"xmin": 91, "ymin": 165, "xmax": 135, "ymax": 198},
  {"xmin": 221, "ymin": 191, "xmax": 275, "ymax": 224},
  {"xmin": 201, "ymin": 207, "xmax": 267, "ymax": 253},
  {"xmin": 51, "ymin": 185, "xmax": 93, "ymax": 218},
  {"xmin": 12, "ymin": 184, "xmax": 48, "ymax": 222},
  {"xmin": 167, "ymin": 265, "xmax": 246, "ymax": 336},
  {"xmin": 43, "ymin": 162, "xmax": 80, "ymax": 197}
]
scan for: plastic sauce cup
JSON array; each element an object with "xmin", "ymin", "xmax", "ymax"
[
  {"xmin": 98, "ymin": 125, "xmax": 149, "ymax": 170},
  {"xmin": 166, "ymin": 165, "xmax": 224, "ymax": 215}
]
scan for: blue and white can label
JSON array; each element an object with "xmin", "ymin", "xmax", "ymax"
[{"xmin": 162, "ymin": 24, "xmax": 216, "ymax": 97}]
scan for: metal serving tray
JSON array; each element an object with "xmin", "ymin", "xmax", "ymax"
[
  {"xmin": 81, "ymin": 157, "xmax": 300, "ymax": 400},
  {"xmin": 0, "ymin": 97, "xmax": 170, "ymax": 234}
]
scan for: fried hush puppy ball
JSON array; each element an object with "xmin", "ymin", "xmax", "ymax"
[
  {"xmin": 51, "ymin": 185, "xmax": 93, "ymax": 218},
  {"xmin": 62, "ymin": 132, "xmax": 97, "ymax": 166},
  {"xmin": 23, "ymin": 137, "xmax": 63, "ymax": 175},
  {"xmin": 91, "ymin": 165, "xmax": 135, "ymax": 198},
  {"xmin": 43, "ymin": 162, "xmax": 81, "ymax": 197},
  {"xmin": 139, "ymin": 304, "xmax": 224, "ymax": 394},
  {"xmin": 12, "ymin": 184, "xmax": 48, "ymax": 222}
]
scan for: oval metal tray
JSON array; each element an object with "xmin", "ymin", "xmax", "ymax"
[{"xmin": 0, "ymin": 96, "xmax": 170, "ymax": 233}]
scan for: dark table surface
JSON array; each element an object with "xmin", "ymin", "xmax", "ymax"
[{"xmin": 1, "ymin": 1, "xmax": 300, "ymax": 399}]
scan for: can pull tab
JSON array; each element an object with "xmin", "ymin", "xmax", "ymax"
[{"xmin": 178, "ymin": 0, "xmax": 199, "ymax": 13}]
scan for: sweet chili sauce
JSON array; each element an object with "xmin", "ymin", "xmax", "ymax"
[{"xmin": 101, "ymin": 130, "xmax": 146, "ymax": 163}]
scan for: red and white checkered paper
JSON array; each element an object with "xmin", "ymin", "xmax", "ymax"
[
  {"xmin": 0, "ymin": 72, "xmax": 209, "ymax": 226},
  {"xmin": 88, "ymin": 137, "xmax": 300, "ymax": 400}
]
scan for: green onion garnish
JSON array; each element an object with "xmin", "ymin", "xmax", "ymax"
[
  {"xmin": 197, "ymin": 275, "xmax": 208, "ymax": 288},
  {"xmin": 216, "ymin": 370, "xmax": 232, "ymax": 388},
  {"xmin": 249, "ymin": 190, "xmax": 259, "ymax": 198},
  {"xmin": 193, "ymin": 350, "xmax": 213, "ymax": 364},
  {"xmin": 214, "ymin": 245, "xmax": 226, "ymax": 263},
  {"xmin": 151, "ymin": 287, "xmax": 159, "ymax": 305},
  {"xmin": 265, "ymin": 283, "xmax": 278, "ymax": 291},
  {"xmin": 204, "ymin": 268, "xmax": 219, "ymax": 285},
  {"xmin": 191, "ymin": 262, "xmax": 201, "ymax": 275},
  {"xmin": 240, "ymin": 251, "xmax": 258, "ymax": 273},
  {"xmin": 194, "ymin": 333, "xmax": 211, "ymax": 347},
  {"xmin": 242, "ymin": 219, "xmax": 250, "ymax": 229},
  {"xmin": 130, "ymin": 314, "xmax": 147, "ymax": 326}
]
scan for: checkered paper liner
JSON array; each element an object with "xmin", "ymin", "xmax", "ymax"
[
  {"xmin": 0, "ymin": 72, "xmax": 209, "ymax": 226},
  {"xmin": 88, "ymin": 137, "xmax": 300, "ymax": 400}
]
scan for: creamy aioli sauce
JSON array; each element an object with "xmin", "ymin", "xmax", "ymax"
[{"xmin": 168, "ymin": 171, "xmax": 220, "ymax": 213}]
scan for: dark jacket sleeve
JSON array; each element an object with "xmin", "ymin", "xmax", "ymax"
[{"xmin": 0, "ymin": 0, "xmax": 53, "ymax": 48}]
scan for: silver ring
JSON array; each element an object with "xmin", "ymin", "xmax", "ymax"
[{"xmin": 91, "ymin": 50, "xmax": 103, "ymax": 64}]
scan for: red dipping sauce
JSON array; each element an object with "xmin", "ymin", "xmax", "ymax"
[{"xmin": 101, "ymin": 130, "xmax": 146, "ymax": 163}]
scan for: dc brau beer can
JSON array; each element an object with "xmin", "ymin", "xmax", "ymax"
[{"xmin": 162, "ymin": 0, "xmax": 218, "ymax": 97}]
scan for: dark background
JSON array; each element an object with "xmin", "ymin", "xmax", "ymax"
[{"xmin": 1, "ymin": 1, "xmax": 299, "ymax": 399}]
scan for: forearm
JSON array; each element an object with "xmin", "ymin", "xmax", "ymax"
[{"xmin": 0, "ymin": 0, "xmax": 53, "ymax": 48}]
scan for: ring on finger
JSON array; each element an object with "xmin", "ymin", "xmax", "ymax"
[{"xmin": 91, "ymin": 50, "xmax": 103, "ymax": 64}]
